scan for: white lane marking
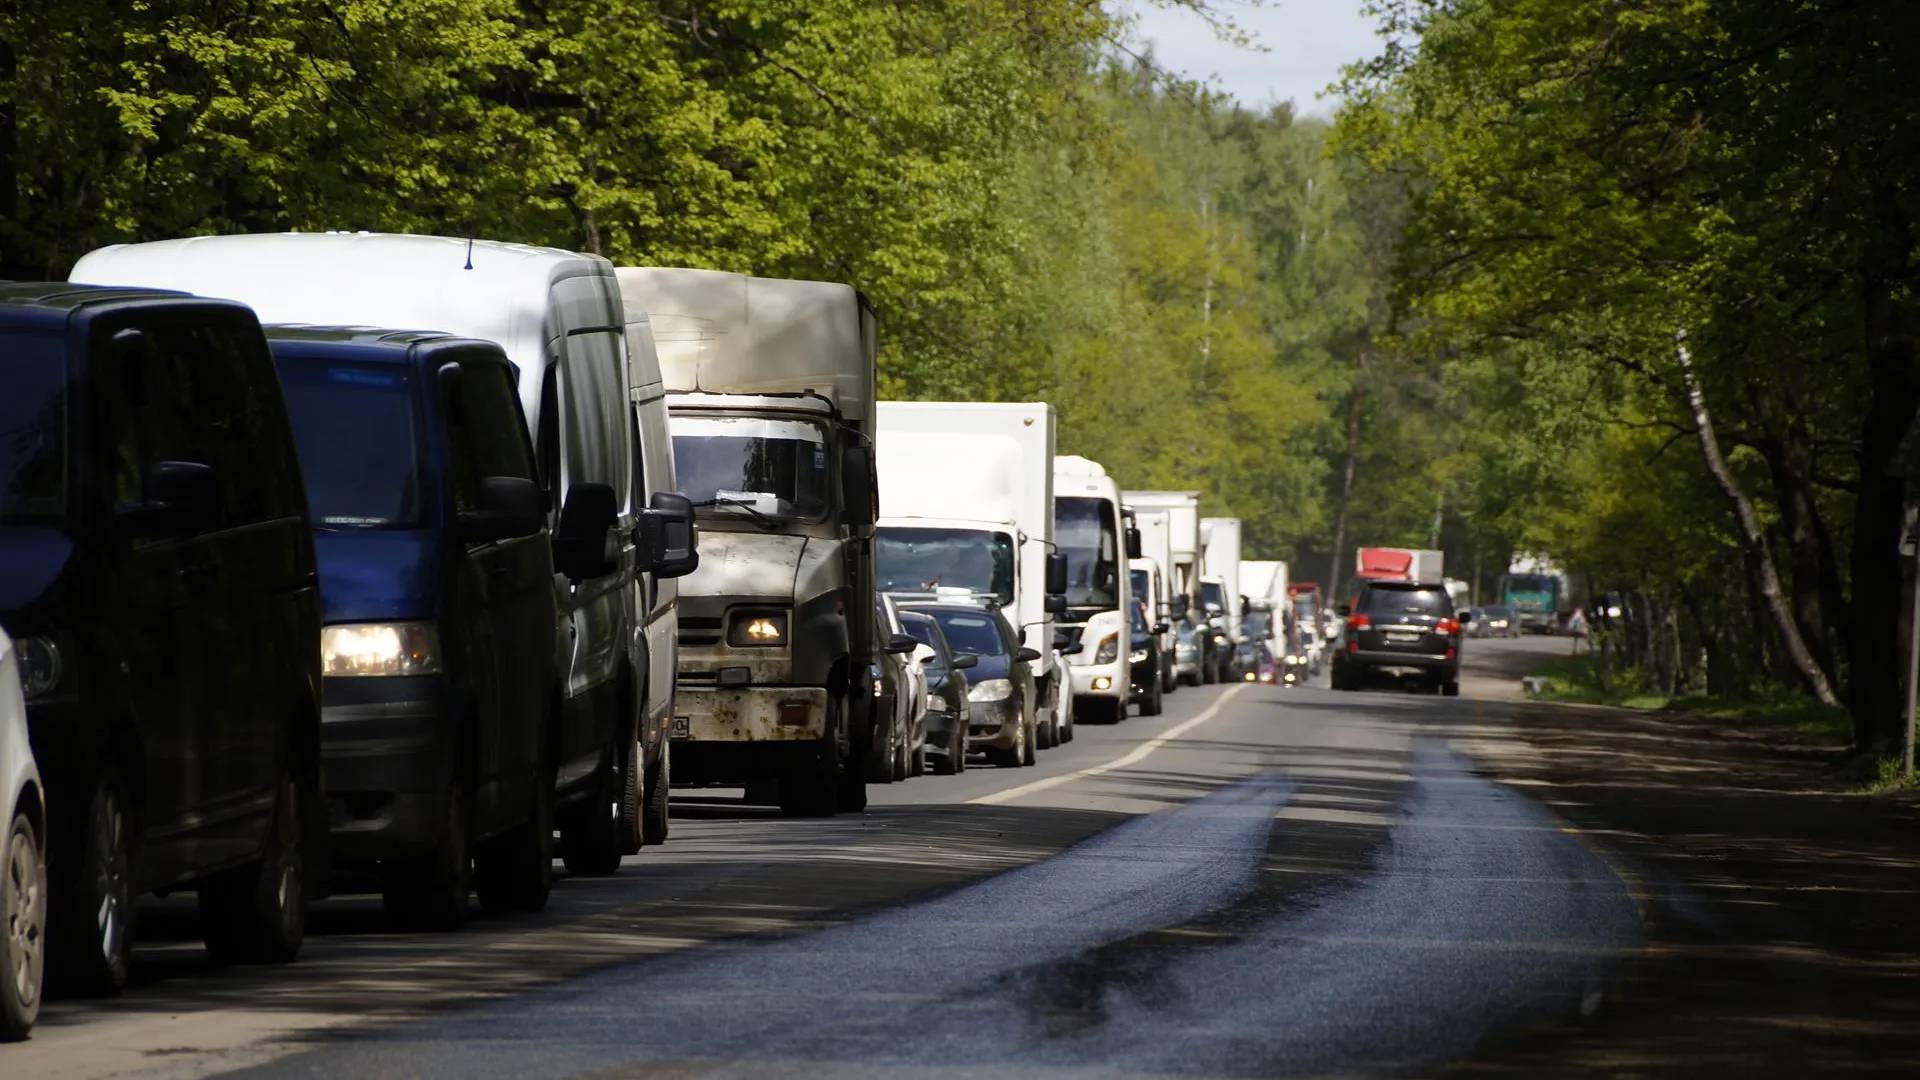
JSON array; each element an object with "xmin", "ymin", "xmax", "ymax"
[{"xmin": 969, "ymin": 683, "xmax": 1250, "ymax": 805}]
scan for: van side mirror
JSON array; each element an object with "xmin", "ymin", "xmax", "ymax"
[
  {"xmin": 459, "ymin": 476, "xmax": 544, "ymax": 544},
  {"xmin": 1060, "ymin": 641, "xmax": 1084, "ymax": 657},
  {"xmin": 841, "ymin": 445, "xmax": 876, "ymax": 526},
  {"xmin": 1125, "ymin": 526, "xmax": 1143, "ymax": 560},
  {"xmin": 119, "ymin": 461, "xmax": 217, "ymax": 537},
  {"xmin": 639, "ymin": 490, "xmax": 699, "ymax": 578},
  {"xmin": 1153, "ymin": 621, "xmax": 1170, "ymax": 635},
  {"xmin": 1457, "ymin": 610, "xmax": 1473, "ymax": 623},
  {"xmin": 1044, "ymin": 593, "xmax": 1067, "ymax": 616},
  {"xmin": 553, "ymin": 482, "xmax": 619, "ymax": 580},
  {"xmin": 885, "ymin": 633, "xmax": 920, "ymax": 656},
  {"xmin": 1045, "ymin": 551, "xmax": 1068, "ymax": 596},
  {"xmin": 1014, "ymin": 647, "xmax": 1041, "ymax": 664},
  {"xmin": 951, "ymin": 652, "xmax": 979, "ymax": 671}
]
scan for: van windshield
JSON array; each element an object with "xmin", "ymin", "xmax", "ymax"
[
  {"xmin": 0, "ymin": 331, "xmax": 67, "ymax": 524},
  {"xmin": 875, "ymin": 526, "xmax": 1014, "ymax": 604},
  {"xmin": 673, "ymin": 415, "xmax": 831, "ymax": 524},
  {"xmin": 1055, "ymin": 496, "xmax": 1118, "ymax": 610},
  {"xmin": 279, "ymin": 359, "xmax": 425, "ymax": 528}
]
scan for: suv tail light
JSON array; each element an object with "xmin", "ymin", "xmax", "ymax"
[
  {"xmin": 1346, "ymin": 613, "xmax": 1372, "ymax": 632},
  {"xmin": 1438, "ymin": 617, "xmax": 1461, "ymax": 636}
]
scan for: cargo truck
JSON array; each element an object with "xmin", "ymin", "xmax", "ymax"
[
  {"xmin": 1239, "ymin": 560, "xmax": 1289, "ymax": 663},
  {"xmin": 1499, "ymin": 558, "xmax": 1567, "ymax": 633},
  {"xmin": 1057, "ymin": 457, "xmax": 1139, "ymax": 723},
  {"xmin": 873, "ymin": 402, "xmax": 1071, "ymax": 747},
  {"xmin": 1123, "ymin": 491, "xmax": 1212, "ymax": 679},
  {"xmin": 1201, "ymin": 517, "xmax": 1245, "ymax": 682},
  {"xmin": 1130, "ymin": 508, "xmax": 1179, "ymax": 694},
  {"xmin": 617, "ymin": 268, "xmax": 888, "ymax": 817},
  {"xmin": 1353, "ymin": 547, "xmax": 1445, "ymax": 587}
]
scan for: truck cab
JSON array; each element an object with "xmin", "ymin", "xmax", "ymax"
[
  {"xmin": 1201, "ymin": 517, "xmax": 1245, "ymax": 683},
  {"xmin": 1055, "ymin": 456, "xmax": 1137, "ymax": 723},
  {"xmin": 617, "ymin": 268, "xmax": 879, "ymax": 817}
]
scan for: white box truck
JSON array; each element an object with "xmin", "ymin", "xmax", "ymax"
[
  {"xmin": 873, "ymin": 402, "xmax": 1071, "ymax": 747},
  {"xmin": 1239, "ymin": 559, "xmax": 1289, "ymax": 660},
  {"xmin": 616, "ymin": 267, "xmax": 887, "ymax": 817},
  {"xmin": 1201, "ymin": 517, "xmax": 1245, "ymax": 681},
  {"xmin": 1123, "ymin": 491, "xmax": 1215, "ymax": 679},
  {"xmin": 1129, "ymin": 508, "xmax": 1179, "ymax": 695},
  {"xmin": 1057, "ymin": 456, "xmax": 1139, "ymax": 723},
  {"xmin": 74, "ymin": 233, "xmax": 700, "ymax": 900}
]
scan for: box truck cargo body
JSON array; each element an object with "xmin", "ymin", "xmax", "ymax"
[{"xmin": 1201, "ymin": 517, "xmax": 1245, "ymax": 681}]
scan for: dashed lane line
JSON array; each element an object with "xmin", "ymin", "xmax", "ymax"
[{"xmin": 969, "ymin": 683, "xmax": 1250, "ymax": 806}]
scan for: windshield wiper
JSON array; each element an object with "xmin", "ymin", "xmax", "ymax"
[{"xmin": 691, "ymin": 496, "xmax": 780, "ymax": 530}]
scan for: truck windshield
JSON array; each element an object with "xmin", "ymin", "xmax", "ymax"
[
  {"xmin": 1130, "ymin": 568, "xmax": 1150, "ymax": 605},
  {"xmin": 0, "ymin": 331, "xmax": 67, "ymax": 524},
  {"xmin": 1056, "ymin": 496, "xmax": 1117, "ymax": 609},
  {"xmin": 875, "ymin": 526, "xmax": 1014, "ymax": 604},
  {"xmin": 279, "ymin": 359, "xmax": 425, "ymax": 528},
  {"xmin": 1200, "ymin": 580, "xmax": 1225, "ymax": 614},
  {"xmin": 673, "ymin": 415, "xmax": 830, "ymax": 524}
]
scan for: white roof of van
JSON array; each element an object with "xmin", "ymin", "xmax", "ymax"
[
  {"xmin": 70, "ymin": 233, "xmax": 621, "ymax": 360},
  {"xmin": 615, "ymin": 267, "xmax": 872, "ymax": 423}
]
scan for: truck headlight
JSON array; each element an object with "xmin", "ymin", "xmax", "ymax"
[
  {"xmin": 16, "ymin": 635, "xmax": 64, "ymax": 700},
  {"xmin": 968, "ymin": 678, "xmax": 1013, "ymax": 703},
  {"xmin": 728, "ymin": 611, "xmax": 789, "ymax": 647},
  {"xmin": 322, "ymin": 622, "xmax": 442, "ymax": 677},
  {"xmin": 1093, "ymin": 633, "xmax": 1119, "ymax": 664},
  {"xmin": 926, "ymin": 696, "xmax": 950, "ymax": 712}
]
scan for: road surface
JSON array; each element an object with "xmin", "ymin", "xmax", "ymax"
[{"xmin": 10, "ymin": 636, "xmax": 1641, "ymax": 1079}]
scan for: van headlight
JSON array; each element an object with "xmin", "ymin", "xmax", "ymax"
[
  {"xmin": 926, "ymin": 695, "xmax": 950, "ymax": 712},
  {"xmin": 16, "ymin": 635, "xmax": 65, "ymax": 700},
  {"xmin": 1128, "ymin": 648, "xmax": 1148, "ymax": 664},
  {"xmin": 968, "ymin": 678, "xmax": 1013, "ymax": 703},
  {"xmin": 1092, "ymin": 633, "xmax": 1119, "ymax": 664},
  {"xmin": 322, "ymin": 622, "xmax": 442, "ymax": 677}
]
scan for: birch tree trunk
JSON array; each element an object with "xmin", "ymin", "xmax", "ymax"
[{"xmin": 1674, "ymin": 332, "xmax": 1840, "ymax": 706}]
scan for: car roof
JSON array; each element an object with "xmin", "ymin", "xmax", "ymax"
[
  {"xmin": 262, "ymin": 325, "xmax": 513, "ymax": 369},
  {"xmin": 900, "ymin": 601, "xmax": 1008, "ymax": 625},
  {"xmin": 0, "ymin": 281, "xmax": 242, "ymax": 330}
]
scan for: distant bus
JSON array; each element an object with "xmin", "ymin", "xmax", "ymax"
[{"xmin": 1498, "ymin": 572, "xmax": 1564, "ymax": 632}]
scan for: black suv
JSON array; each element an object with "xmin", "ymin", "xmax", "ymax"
[
  {"xmin": 0, "ymin": 285, "xmax": 322, "ymax": 993},
  {"xmin": 1330, "ymin": 581, "xmax": 1464, "ymax": 696}
]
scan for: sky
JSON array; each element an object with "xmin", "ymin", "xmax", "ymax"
[{"xmin": 1113, "ymin": 1, "xmax": 1385, "ymax": 117}]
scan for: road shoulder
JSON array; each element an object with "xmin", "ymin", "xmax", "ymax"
[{"xmin": 1452, "ymin": 698, "xmax": 1920, "ymax": 1076}]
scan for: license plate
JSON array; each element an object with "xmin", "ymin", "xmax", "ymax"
[
  {"xmin": 670, "ymin": 716, "xmax": 691, "ymax": 740},
  {"xmin": 1385, "ymin": 632, "xmax": 1422, "ymax": 643}
]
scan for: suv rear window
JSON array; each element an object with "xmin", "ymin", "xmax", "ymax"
[{"xmin": 1362, "ymin": 585, "xmax": 1451, "ymax": 616}]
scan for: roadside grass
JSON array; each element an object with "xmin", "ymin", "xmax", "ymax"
[{"xmin": 1528, "ymin": 653, "xmax": 1853, "ymax": 744}]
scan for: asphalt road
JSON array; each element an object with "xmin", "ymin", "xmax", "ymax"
[{"xmin": 10, "ymin": 636, "xmax": 1642, "ymax": 1080}]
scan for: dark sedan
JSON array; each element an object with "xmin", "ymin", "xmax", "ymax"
[
  {"xmin": 1330, "ymin": 581, "xmax": 1464, "ymax": 696},
  {"xmin": 898, "ymin": 610, "xmax": 977, "ymax": 775},
  {"xmin": 901, "ymin": 601, "xmax": 1038, "ymax": 769}
]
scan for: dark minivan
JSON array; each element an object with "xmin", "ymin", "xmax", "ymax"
[
  {"xmin": 0, "ymin": 284, "xmax": 323, "ymax": 993},
  {"xmin": 1331, "ymin": 581, "xmax": 1465, "ymax": 696},
  {"xmin": 267, "ymin": 328, "xmax": 610, "ymax": 928}
]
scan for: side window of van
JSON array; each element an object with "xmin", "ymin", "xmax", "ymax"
[
  {"xmin": 103, "ymin": 323, "xmax": 213, "ymax": 523},
  {"xmin": 445, "ymin": 361, "xmax": 537, "ymax": 521},
  {"xmin": 560, "ymin": 329, "xmax": 629, "ymax": 510}
]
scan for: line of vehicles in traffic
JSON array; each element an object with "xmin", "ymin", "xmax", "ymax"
[{"xmin": 0, "ymin": 232, "xmax": 1328, "ymax": 1041}]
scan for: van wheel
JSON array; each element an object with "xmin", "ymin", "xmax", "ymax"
[
  {"xmin": 1141, "ymin": 676, "xmax": 1165, "ymax": 717},
  {"xmin": 641, "ymin": 744, "xmax": 670, "ymax": 847},
  {"xmin": 1021, "ymin": 716, "xmax": 1038, "ymax": 766},
  {"xmin": 200, "ymin": 770, "xmax": 305, "ymax": 965},
  {"xmin": 49, "ymin": 772, "xmax": 132, "ymax": 997},
  {"xmin": 1, "ymin": 809, "xmax": 47, "ymax": 1039},
  {"xmin": 383, "ymin": 778, "xmax": 470, "ymax": 931},
  {"xmin": 474, "ymin": 762, "xmax": 553, "ymax": 912},
  {"xmin": 561, "ymin": 740, "xmax": 631, "ymax": 876}
]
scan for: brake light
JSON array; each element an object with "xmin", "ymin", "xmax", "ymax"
[
  {"xmin": 1438, "ymin": 617, "xmax": 1461, "ymax": 636},
  {"xmin": 1347, "ymin": 613, "xmax": 1372, "ymax": 632}
]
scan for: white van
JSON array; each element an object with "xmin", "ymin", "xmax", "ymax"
[{"xmin": 72, "ymin": 233, "xmax": 696, "ymax": 877}]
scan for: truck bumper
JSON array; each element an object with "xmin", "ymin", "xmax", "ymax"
[
  {"xmin": 1068, "ymin": 659, "xmax": 1129, "ymax": 701},
  {"xmin": 320, "ymin": 675, "xmax": 454, "ymax": 865},
  {"xmin": 672, "ymin": 686, "xmax": 830, "ymax": 742}
]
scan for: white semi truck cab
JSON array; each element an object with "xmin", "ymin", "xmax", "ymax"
[
  {"xmin": 873, "ymin": 402, "xmax": 1070, "ymax": 743},
  {"xmin": 1056, "ymin": 456, "xmax": 1138, "ymax": 723},
  {"xmin": 617, "ymin": 268, "xmax": 881, "ymax": 817}
]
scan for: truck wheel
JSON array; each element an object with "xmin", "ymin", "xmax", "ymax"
[
  {"xmin": 473, "ymin": 762, "xmax": 553, "ymax": 913},
  {"xmin": 1200, "ymin": 655, "xmax": 1216, "ymax": 685},
  {"xmin": 641, "ymin": 744, "xmax": 670, "ymax": 847},
  {"xmin": 383, "ymin": 777, "xmax": 471, "ymax": 931},
  {"xmin": 1021, "ymin": 716, "xmax": 1038, "ymax": 766},
  {"xmin": 783, "ymin": 698, "xmax": 845, "ymax": 817},
  {"xmin": 1, "ymin": 809, "xmax": 46, "ymax": 1039},
  {"xmin": 200, "ymin": 770, "xmax": 305, "ymax": 965},
  {"xmin": 1141, "ymin": 676, "xmax": 1164, "ymax": 717},
  {"xmin": 49, "ymin": 772, "xmax": 132, "ymax": 997}
]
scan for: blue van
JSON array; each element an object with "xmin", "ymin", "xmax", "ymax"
[{"xmin": 267, "ymin": 328, "xmax": 616, "ymax": 928}]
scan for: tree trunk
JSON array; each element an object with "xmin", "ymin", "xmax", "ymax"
[
  {"xmin": 1674, "ymin": 333, "xmax": 1840, "ymax": 706},
  {"xmin": 0, "ymin": 37, "xmax": 19, "ymax": 279},
  {"xmin": 1326, "ymin": 384, "xmax": 1364, "ymax": 604},
  {"xmin": 1851, "ymin": 283, "xmax": 1920, "ymax": 751},
  {"xmin": 1749, "ymin": 385, "xmax": 1845, "ymax": 683}
]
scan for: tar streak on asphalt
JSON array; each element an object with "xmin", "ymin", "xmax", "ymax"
[{"xmin": 236, "ymin": 746, "xmax": 1643, "ymax": 1079}]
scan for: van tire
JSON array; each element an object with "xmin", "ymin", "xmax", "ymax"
[
  {"xmin": 1, "ymin": 809, "xmax": 47, "ymax": 1038},
  {"xmin": 48, "ymin": 772, "xmax": 132, "ymax": 997},
  {"xmin": 200, "ymin": 770, "xmax": 305, "ymax": 965},
  {"xmin": 641, "ymin": 744, "xmax": 671, "ymax": 847},
  {"xmin": 474, "ymin": 762, "xmax": 553, "ymax": 913},
  {"xmin": 383, "ymin": 778, "xmax": 471, "ymax": 931},
  {"xmin": 560, "ymin": 737, "xmax": 632, "ymax": 876}
]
